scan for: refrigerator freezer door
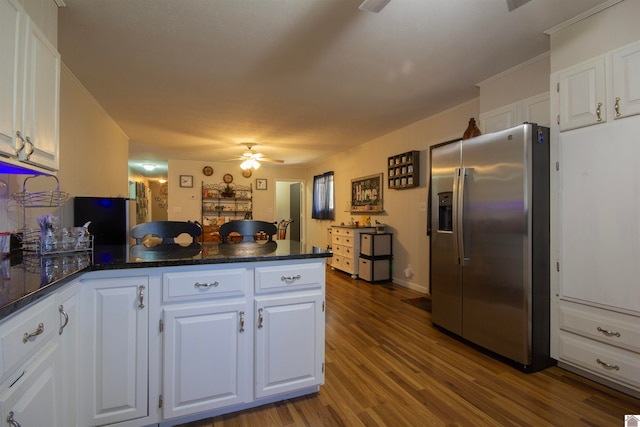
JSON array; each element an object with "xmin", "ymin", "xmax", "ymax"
[
  {"xmin": 460, "ymin": 125, "xmax": 531, "ymax": 364},
  {"xmin": 430, "ymin": 141, "xmax": 462, "ymax": 335}
]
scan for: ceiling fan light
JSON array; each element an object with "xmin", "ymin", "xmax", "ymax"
[
  {"xmin": 251, "ymin": 159, "xmax": 260, "ymax": 170},
  {"xmin": 240, "ymin": 159, "xmax": 252, "ymax": 170}
]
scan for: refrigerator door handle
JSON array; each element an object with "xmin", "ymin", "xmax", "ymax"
[
  {"xmin": 452, "ymin": 168, "xmax": 461, "ymax": 265},
  {"xmin": 455, "ymin": 167, "xmax": 469, "ymax": 266}
]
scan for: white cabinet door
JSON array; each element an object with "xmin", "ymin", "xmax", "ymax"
[
  {"xmin": 20, "ymin": 18, "xmax": 59, "ymax": 171},
  {"xmin": 0, "ymin": 343, "xmax": 63, "ymax": 427},
  {"xmin": 80, "ymin": 276, "xmax": 149, "ymax": 426},
  {"xmin": 559, "ymin": 116, "xmax": 640, "ymax": 313},
  {"xmin": 612, "ymin": 41, "xmax": 640, "ymax": 119},
  {"xmin": 162, "ymin": 301, "xmax": 249, "ymax": 419},
  {"xmin": 57, "ymin": 282, "xmax": 80, "ymax": 427},
  {"xmin": 559, "ymin": 56, "xmax": 607, "ymax": 131},
  {"xmin": 255, "ymin": 291, "xmax": 324, "ymax": 398},
  {"xmin": 0, "ymin": 0, "xmax": 23, "ymax": 157},
  {"xmin": 480, "ymin": 104, "xmax": 517, "ymax": 134}
]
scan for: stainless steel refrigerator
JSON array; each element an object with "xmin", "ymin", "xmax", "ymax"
[{"xmin": 429, "ymin": 123, "xmax": 552, "ymax": 372}]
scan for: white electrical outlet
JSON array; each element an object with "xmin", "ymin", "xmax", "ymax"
[{"xmin": 418, "ymin": 202, "xmax": 426, "ymax": 211}]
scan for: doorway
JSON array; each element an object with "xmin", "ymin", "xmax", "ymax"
[{"xmin": 275, "ymin": 180, "xmax": 303, "ymax": 242}]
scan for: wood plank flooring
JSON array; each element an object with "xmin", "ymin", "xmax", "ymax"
[{"xmin": 179, "ymin": 266, "xmax": 640, "ymax": 426}]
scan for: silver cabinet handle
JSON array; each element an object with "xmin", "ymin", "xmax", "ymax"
[
  {"xmin": 614, "ymin": 97, "xmax": 621, "ymax": 117},
  {"xmin": 239, "ymin": 311, "xmax": 245, "ymax": 333},
  {"xmin": 6, "ymin": 411, "xmax": 21, "ymax": 427},
  {"xmin": 257, "ymin": 308, "xmax": 264, "ymax": 329},
  {"xmin": 195, "ymin": 281, "xmax": 219, "ymax": 288},
  {"xmin": 59, "ymin": 305, "xmax": 69, "ymax": 335},
  {"xmin": 15, "ymin": 131, "xmax": 25, "ymax": 157},
  {"xmin": 24, "ymin": 136, "xmax": 34, "ymax": 158},
  {"xmin": 596, "ymin": 358, "xmax": 620, "ymax": 370},
  {"xmin": 595, "ymin": 102, "xmax": 603, "ymax": 122},
  {"xmin": 138, "ymin": 285, "xmax": 145, "ymax": 309},
  {"xmin": 281, "ymin": 275, "xmax": 301, "ymax": 281},
  {"xmin": 23, "ymin": 323, "xmax": 44, "ymax": 343},
  {"xmin": 596, "ymin": 326, "xmax": 620, "ymax": 337}
]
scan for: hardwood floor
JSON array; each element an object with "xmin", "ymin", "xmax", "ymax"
[{"xmin": 179, "ymin": 266, "xmax": 640, "ymax": 426}]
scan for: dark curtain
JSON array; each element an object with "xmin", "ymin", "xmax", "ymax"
[{"xmin": 312, "ymin": 171, "xmax": 334, "ymax": 220}]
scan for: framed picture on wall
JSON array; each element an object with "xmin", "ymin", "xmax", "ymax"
[
  {"xmin": 179, "ymin": 175, "xmax": 193, "ymax": 188},
  {"xmin": 256, "ymin": 178, "xmax": 267, "ymax": 190},
  {"xmin": 351, "ymin": 173, "xmax": 383, "ymax": 213}
]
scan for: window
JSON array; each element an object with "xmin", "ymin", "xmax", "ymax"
[{"xmin": 312, "ymin": 171, "xmax": 334, "ymax": 220}]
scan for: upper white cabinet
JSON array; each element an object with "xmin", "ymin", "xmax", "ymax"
[
  {"xmin": 558, "ymin": 40, "xmax": 640, "ymax": 131},
  {"xmin": 612, "ymin": 42, "xmax": 640, "ymax": 119},
  {"xmin": 0, "ymin": 0, "xmax": 23, "ymax": 157},
  {"xmin": 0, "ymin": 0, "xmax": 60, "ymax": 172},
  {"xmin": 479, "ymin": 92, "xmax": 550, "ymax": 134}
]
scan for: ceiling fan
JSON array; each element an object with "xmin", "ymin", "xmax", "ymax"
[{"xmin": 236, "ymin": 143, "xmax": 284, "ymax": 170}]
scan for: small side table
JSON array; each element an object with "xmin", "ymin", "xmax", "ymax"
[{"xmin": 358, "ymin": 232, "xmax": 392, "ymax": 282}]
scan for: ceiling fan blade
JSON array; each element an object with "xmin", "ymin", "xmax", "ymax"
[{"xmin": 259, "ymin": 157, "xmax": 284, "ymax": 164}]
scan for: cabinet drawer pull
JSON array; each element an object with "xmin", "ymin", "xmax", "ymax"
[
  {"xmin": 280, "ymin": 275, "xmax": 301, "ymax": 282},
  {"xmin": 614, "ymin": 97, "xmax": 621, "ymax": 117},
  {"xmin": 59, "ymin": 305, "xmax": 69, "ymax": 335},
  {"xmin": 596, "ymin": 326, "xmax": 620, "ymax": 337},
  {"xmin": 23, "ymin": 323, "xmax": 44, "ymax": 343},
  {"xmin": 239, "ymin": 311, "xmax": 245, "ymax": 333},
  {"xmin": 6, "ymin": 411, "xmax": 21, "ymax": 427},
  {"xmin": 194, "ymin": 281, "xmax": 219, "ymax": 288},
  {"xmin": 595, "ymin": 102, "xmax": 603, "ymax": 122},
  {"xmin": 258, "ymin": 308, "xmax": 264, "ymax": 329},
  {"xmin": 138, "ymin": 285, "xmax": 145, "ymax": 309},
  {"xmin": 596, "ymin": 358, "xmax": 619, "ymax": 371}
]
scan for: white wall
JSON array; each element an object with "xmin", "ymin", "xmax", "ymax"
[
  {"xmin": 549, "ymin": 0, "xmax": 640, "ymax": 72},
  {"xmin": 478, "ymin": 53, "xmax": 550, "ymax": 114},
  {"xmin": 167, "ymin": 158, "xmax": 306, "ymax": 224},
  {"xmin": 305, "ymin": 99, "xmax": 480, "ymax": 293}
]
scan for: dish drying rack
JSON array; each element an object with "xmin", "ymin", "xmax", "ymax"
[{"xmin": 12, "ymin": 175, "xmax": 93, "ymax": 257}]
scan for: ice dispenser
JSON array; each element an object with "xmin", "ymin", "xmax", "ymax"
[{"xmin": 438, "ymin": 192, "xmax": 453, "ymax": 232}]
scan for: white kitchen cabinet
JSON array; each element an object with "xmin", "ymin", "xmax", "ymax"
[
  {"xmin": 254, "ymin": 291, "xmax": 324, "ymax": 399},
  {"xmin": 556, "ymin": 80, "xmax": 640, "ymax": 396},
  {"xmin": 558, "ymin": 40, "xmax": 640, "ymax": 131},
  {"xmin": 0, "ymin": 343, "xmax": 63, "ymax": 427},
  {"xmin": 0, "ymin": 282, "xmax": 80, "ymax": 427},
  {"xmin": 0, "ymin": 0, "xmax": 23, "ymax": 158},
  {"xmin": 161, "ymin": 267, "xmax": 251, "ymax": 419},
  {"xmin": 0, "ymin": 0, "xmax": 59, "ymax": 172},
  {"xmin": 558, "ymin": 56, "xmax": 606, "ymax": 131},
  {"xmin": 559, "ymin": 118, "xmax": 640, "ymax": 312},
  {"xmin": 80, "ymin": 275, "xmax": 149, "ymax": 427},
  {"xmin": 254, "ymin": 262, "xmax": 325, "ymax": 399},
  {"xmin": 57, "ymin": 282, "xmax": 81, "ymax": 427},
  {"xmin": 611, "ymin": 41, "xmax": 640, "ymax": 119},
  {"xmin": 162, "ymin": 302, "xmax": 249, "ymax": 418},
  {"xmin": 480, "ymin": 93, "xmax": 550, "ymax": 134},
  {"xmin": 19, "ymin": 18, "xmax": 60, "ymax": 170},
  {"xmin": 331, "ymin": 226, "xmax": 374, "ymax": 278}
]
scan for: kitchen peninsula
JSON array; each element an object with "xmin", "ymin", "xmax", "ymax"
[{"xmin": 0, "ymin": 241, "xmax": 331, "ymax": 427}]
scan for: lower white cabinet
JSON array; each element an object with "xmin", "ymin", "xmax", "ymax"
[
  {"xmin": 162, "ymin": 301, "xmax": 250, "ymax": 419},
  {"xmin": 0, "ymin": 343, "xmax": 62, "ymax": 427},
  {"xmin": 0, "ymin": 281, "xmax": 80, "ymax": 427},
  {"xmin": 0, "ymin": 259, "xmax": 326, "ymax": 426},
  {"xmin": 254, "ymin": 291, "xmax": 324, "ymax": 398},
  {"xmin": 79, "ymin": 275, "xmax": 149, "ymax": 427}
]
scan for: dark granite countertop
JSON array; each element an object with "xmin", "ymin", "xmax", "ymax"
[{"xmin": 0, "ymin": 241, "xmax": 331, "ymax": 321}]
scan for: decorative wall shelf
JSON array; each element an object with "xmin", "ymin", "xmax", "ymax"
[{"xmin": 388, "ymin": 150, "xmax": 419, "ymax": 189}]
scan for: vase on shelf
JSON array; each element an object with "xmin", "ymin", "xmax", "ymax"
[{"xmin": 462, "ymin": 117, "xmax": 481, "ymax": 140}]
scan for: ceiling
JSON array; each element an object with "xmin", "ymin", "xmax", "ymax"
[{"xmin": 57, "ymin": 0, "xmax": 610, "ymax": 179}]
